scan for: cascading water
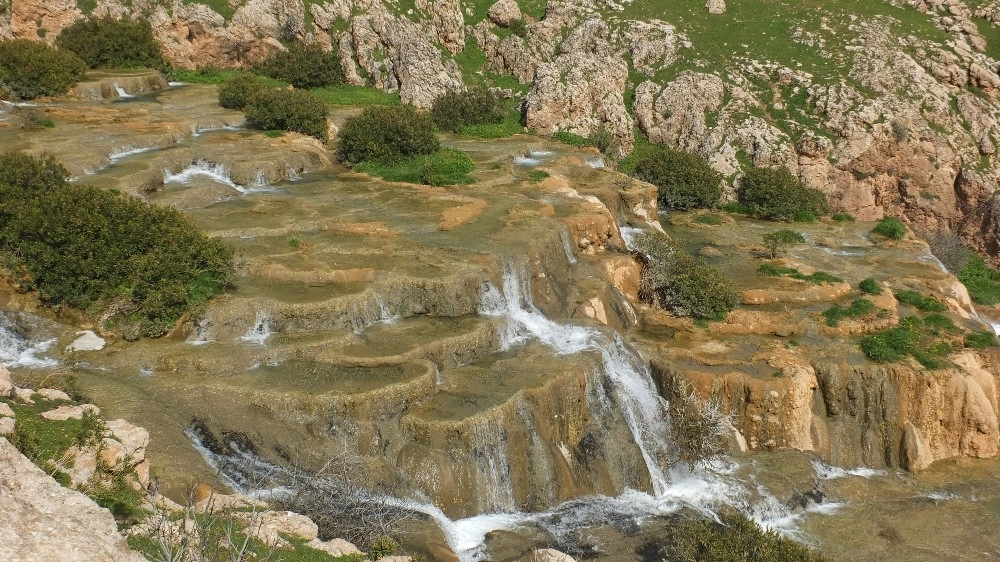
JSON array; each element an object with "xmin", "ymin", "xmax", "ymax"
[
  {"xmin": 559, "ymin": 227, "xmax": 577, "ymax": 265},
  {"xmin": 112, "ymin": 83, "xmax": 135, "ymax": 99},
  {"xmin": 163, "ymin": 161, "xmax": 273, "ymax": 194},
  {"xmin": 239, "ymin": 311, "xmax": 272, "ymax": 345},
  {"xmin": 187, "ymin": 317, "xmax": 214, "ymax": 346},
  {"xmin": 0, "ymin": 313, "xmax": 57, "ymax": 368},
  {"xmin": 471, "ymin": 418, "xmax": 517, "ymax": 513}
]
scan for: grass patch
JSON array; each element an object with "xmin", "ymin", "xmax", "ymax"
[
  {"xmin": 958, "ymin": 255, "xmax": 1000, "ymax": 305},
  {"xmin": 860, "ymin": 315, "xmax": 956, "ymax": 369},
  {"xmin": 310, "ymin": 85, "xmax": 400, "ymax": 106},
  {"xmin": 965, "ymin": 330, "xmax": 999, "ymax": 348},
  {"xmin": 355, "ymin": 148, "xmax": 475, "ymax": 186},
  {"xmin": 6, "ymin": 398, "xmax": 102, "ymax": 466},
  {"xmin": 831, "ymin": 212, "xmax": 856, "ymax": 222},
  {"xmin": 822, "ymin": 298, "xmax": 876, "ymax": 327},
  {"xmin": 759, "ymin": 264, "xmax": 843, "ymax": 284},
  {"xmin": 528, "ymin": 169, "xmax": 550, "ymax": 182},
  {"xmin": 694, "ymin": 214, "xmax": 723, "ymax": 225},
  {"xmin": 872, "ymin": 217, "xmax": 907, "ymax": 240},
  {"xmin": 895, "ymin": 290, "xmax": 947, "ymax": 312},
  {"xmin": 458, "ymin": 111, "xmax": 524, "ymax": 138},
  {"xmin": 859, "ymin": 277, "xmax": 882, "ymax": 295}
]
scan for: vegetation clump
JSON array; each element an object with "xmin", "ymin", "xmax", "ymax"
[
  {"xmin": 958, "ymin": 255, "xmax": 1000, "ymax": 305},
  {"xmin": 217, "ymin": 73, "xmax": 266, "ymax": 110},
  {"xmin": 431, "ymin": 87, "xmax": 508, "ymax": 133},
  {"xmin": 895, "ymin": 290, "xmax": 947, "ymax": 312},
  {"xmin": 694, "ymin": 214, "xmax": 723, "ymax": 225},
  {"xmin": 860, "ymin": 315, "xmax": 957, "ymax": 369},
  {"xmin": 244, "ymin": 88, "xmax": 329, "ymax": 141},
  {"xmin": 762, "ymin": 229, "xmax": 805, "ymax": 258},
  {"xmin": 338, "ymin": 105, "xmax": 440, "ymax": 165},
  {"xmin": 633, "ymin": 232, "xmax": 739, "ymax": 321},
  {"xmin": 256, "ymin": 42, "xmax": 345, "ymax": 89},
  {"xmin": 859, "ymin": 277, "xmax": 883, "ymax": 295},
  {"xmin": 759, "ymin": 264, "xmax": 842, "ymax": 284},
  {"xmin": 831, "ymin": 212, "xmax": 856, "ymax": 222},
  {"xmin": 737, "ymin": 166, "xmax": 828, "ymax": 221},
  {"xmin": 0, "ymin": 151, "xmax": 234, "ymax": 338},
  {"xmin": 0, "ymin": 39, "xmax": 86, "ymax": 100},
  {"xmin": 871, "ymin": 217, "xmax": 907, "ymax": 240},
  {"xmin": 965, "ymin": 330, "xmax": 999, "ymax": 348},
  {"xmin": 55, "ymin": 17, "xmax": 168, "ymax": 71},
  {"xmin": 632, "ymin": 148, "xmax": 723, "ymax": 211},
  {"xmin": 822, "ymin": 298, "xmax": 876, "ymax": 327},
  {"xmin": 356, "ymin": 148, "xmax": 475, "ymax": 186}
]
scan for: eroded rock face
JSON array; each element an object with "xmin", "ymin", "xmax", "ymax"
[{"xmin": 0, "ymin": 437, "xmax": 145, "ymax": 561}]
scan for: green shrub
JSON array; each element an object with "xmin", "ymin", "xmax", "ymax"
[
  {"xmin": 632, "ymin": 148, "xmax": 723, "ymax": 211},
  {"xmin": 217, "ymin": 73, "xmax": 267, "ymax": 110},
  {"xmin": 822, "ymin": 298, "xmax": 876, "ymax": 327},
  {"xmin": 508, "ymin": 18, "xmax": 528, "ymax": 37},
  {"xmin": 871, "ymin": 217, "xmax": 907, "ymax": 240},
  {"xmin": 0, "ymin": 39, "xmax": 86, "ymax": 100},
  {"xmin": 737, "ymin": 167, "xmax": 829, "ymax": 221},
  {"xmin": 958, "ymin": 255, "xmax": 1000, "ymax": 305},
  {"xmin": 367, "ymin": 536, "xmax": 397, "ymax": 561},
  {"xmin": 589, "ymin": 125, "xmax": 620, "ymax": 156},
  {"xmin": 55, "ymin": 17, "xmax": 168, "ymax": 71},
  {"xmin": 859, "ymin": 277, "xmax": 882, "ymax": 295},
  {"xmin": 633, "ymin": 232, "xmax": 739, "ymax": 321},
  {"xmin": 965, "ymin": 330, "xmax": 999, "ymax": 348},
  {"xmin": 759, "ymin": 264, "xmax": 842, "ymax": 284},
  {"xmin": 762, "ymin": 229, "xmax": 805, "ymax": 258},
  {"xmin": 646, "ymin": 511, "xmax": 827, "ymax": 562},
  {"xmin": 831, "ymin": 212, "xmax": 856, "ymax": 222},
  {"xmin": 860, "ymin": 316, "xmax": 953, "ymax": 369},
  {"xmin": 553, "ymin": 130, "xmax": 590, "ymax": 146},
  {"xmin": 528, "ymin": 170, "xmax": 550, "ymax": 182},
  {"xmin": 244, "ymin": 88, "xmax": 329, "ymax": 141},
  {"xmin": 895, "ymin": 290, "xmax": 946, "ymax": 312},
  {"xmin": 431, "ymin": 87, "xmax": 508, "ymax": 133},
  {"xmin": 0, "ymin": 151, "xmax": 234, "ymax": 337},
  {"xmin": 256, "ymin": 42, "xmax": 345, "ymax": 89},
  {"xmin": 355, "ymin": 148, "xmax": 475, "ymax": 186},
  {"xmin": 338, "ymin": 105, "xmax": 439, "ymax": 165},
  {"xmin": 693, "ymin": 214, "xmax": 722, "ymax": 225}
]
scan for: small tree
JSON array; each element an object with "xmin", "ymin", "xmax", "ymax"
[
  {"xmin": 338, "ymin": 105, "xmax": 440, "ymax": 165},
  {"xmin": 217, "ymin": 74, "xmax": 267, "ymax": 110},
  {"xmin": 256, "ymin": 42, "xmax": 345, "ymax": 89},
  {"xmin": 0, "ymin": 39, "xmax": 86, "ymax": 100},
  {"xmin": 431, "ymin": 86, "xmax": 508, "ymax": 133},
  {"xmin": 55, "ymin": 17, "xmax": 169, "ymax": 71},
  {"xmin": 632, "ymin": 148, "xmax": 723, "ymax": 210},
  {"xmin": 738, "ymin": 166, "xmax": 828, "ymax": 221},
  {"xmin": 762, "ymin": 229, "xmax": 805, "ymax": 258},
  {"xmin": 244, "ymin": 88, "xmax": 329, "ymax": 141}
]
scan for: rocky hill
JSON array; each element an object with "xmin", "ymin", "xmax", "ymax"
[{"xmin": 4, "ymin": 0, "xmax": 1000, "ymax": 261}]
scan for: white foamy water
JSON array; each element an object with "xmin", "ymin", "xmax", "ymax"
[
  {"xmin": 0, "ymin": 315, "xmax": 57, "ymax": 368},
  {"xmin": 187, "ymin": 317, "xmax": 214, "ymax": 346},
  {"xmin": 108, "ymin": 145, "xmax": 158, "ymax": 163},
  {"xmin": 514, "ymin": 150, "xmax": 556, "ymax": 168},
  {"xmin": 113, "ymin": 83, "xmax": 135, "ymax": 99},
  {"xmin": 559, "ymin": 227, "xmax": 577, "ymax": 265},
  {"xmin": 168, "ymin": 81, "xmax": 185, "ymax": 87},
  {"xmin": 163, "ymin": 160, "xmax": 275, "ymax": 194},
  {"xmin": 585, "ymin": 157, "xmax": 605, "ymax": 169},
  {"xmin": 239, "ymin": 311, "xmax": 272, "ymax": 345},
  {"xmin": 812, "ymin": 460, "xmax": 886, "ymax": 480},
  {"xmin": 618, "ymin": 226, "xmax": 644, "ymax": 251},
  {"xmin": 918, "ymin": 252, "xmax": 949, "ymax": 273}
]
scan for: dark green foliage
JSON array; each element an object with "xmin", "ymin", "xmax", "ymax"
[
  {"xmin": 244, "ymin": 88, "xmax": 329, "ymax": 141},
  {"xmin": 895, "ymin": 290, "xmax": 947, "ymax": 312},
  {"xmin": 431, "ymin": 87, "xmax": 508, "ymax": 133},
  {"xmin": 355, "ymin": 148, "xmax": 475, "ymax": 186},
  {"xmin": 0, "ymin": 151, "xmax": 234, "ymax": 337},
  {"xmin": 589, "ymin": 125, "xmax": 620, "ymax": 156},
  {"xmin": 633, "ymin": 232, "xmax": 739, "ymax": 321},
  {"xmin": 632, "ymin": 148, "xmax": 723, "ymax": 210},
  {"xmin": 965, "ymin": 330, "xmax": 999, "ymax": 348},
  {"xmin": 508, "ymin": 18, "xmax": 528, "ymax": 37},
  {"xmin": 367, "ymin": 536, "xmax": 397, "ymax": 561},
  {"xmin": 55, "ymin": 17, "xmax": 168, "ymax": 71},
  {"xmin": 217, "ymin": 73, "xmax": 267, "ymax": 110},
  {"xmin": 338, "ymin": 105, "xmax": 440, "ymax": 165},
  {"xmin": 256, "ymin": 42, "xmax": 345, "ymax": 89},
  {"xmin": 88, "ymin": 478, "xmax": 145, "ymax": 526},
  {"xmin": 694, "ymin": 214, "xmax": 723, "ymax": 225},
  {"xmin": 528, "ymin": 170, "xmax": 550, "ymax": 182},
  {"xmin": 759, "ymin": 264, "xmax": 842, "ymax": 284},
  {"xmin": 871, "ymin": 217, "xmax": 907, "ymax": 240},
  {"xmin": 0, "ymin": 39, "xmax": 86, "ymax": 100},
  {"xmin": 822, "ymin": 298, "xmax": 876, "ymax": 326},
  {"xmin": 831, "ymin": 212, "xmax": 856, "ymax": 222},
  {"xmin": 7, "ymin": 399, "xmax": 102, "ymax": 466},
  {"xmin": 737, "ymin": 166, "xmax": 829, "ymax": 221},
  {"xmin": 859, "ymin": 277, "xmax": 883, "ymax": 295},
  {"xmin": 762, "ymin": 229, "xmax": 805, "ymax": 258},
  {"xmin": 958, "ymin": 255, "xmax": 1000, "ymax": 305},
  {"xmin": 553, "ymin": 130, "xmax": 589, "ymax": 146},
  {"xmin": 860, "ymin": 316, "xmax": 953, "ymax": 369},
  {"xmin": 645, "ymin": 511, "xmax": 827, "ymax": 562}
]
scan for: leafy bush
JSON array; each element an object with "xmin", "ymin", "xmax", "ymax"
[
  {"xmin": 14, "ymin": 107, "xmax": 55, "ymax": 129},
  {"xmin": 0, "ymin": 39, "xmax": 86, "ymax": 100},
  {"xmin": 759, "ymin": 264, "xmax": 842, "ymax": 284},
  {"xmin": 508, "ymin": 18, "xmax": 528, "ymax": 37},
  {"xmin": 694, "ymin": 214, "xmax": 722, "ymax": 225},
  {"xmin": 871, "ymin": 217, "xmax": 907, "ymax": 240},
  {"xmin": 244, "ymin": 88, "xmax": 329, "ymax": 141},
  {"xmin": 958, "ymin": 255, "xmax": 1000, "ymax": 305},
  {"xmin": 367, "ymin": 536, "xmax": 397, "ymax": 561},
  {"xmin": 632, "ymin": 148, "xmax": 723, "ymax": 211},
  {"xmin": 737, "ymin": 167, "xmax": 828, "ymax": 221},
  {"xmin": 859, "ymin": 277, "xmax": 882, "ymax": 295},
  {"xmin": 633, "ymin": 232, "xmax": 739, "ymax": 321},
  {"xmin": 55, "ymin": 17, "xmax": 168, "ymax": 71},
  {"xmin": 965, "ymin": 330, "xmax": 999, "ymax": 348},
  {"xmin": 831, "ymin": 212, "xmax": 856, "ymax": 222},
  {"xmin": 644, "ymin": 511, "xmax": 827, "ymax": 562},
  {"xmin": 762, "ymin": 229, "xmax": 805, "ymax": 258},
  {"xmin": 217, "ymin": 73, "xmax": 267, "ymax": 110},
  {"xmin": 431, "ymin": 87, "xmax": 508, "ymax": 133},
  {"xmin": 256, "ymin": 42, "xmax": 345, "ymax": 89},
  {"xmin": 0, "ymin": 151, "xmax": 234, "ymax": 337},
  {"xmin": 589, "ymin": 125, "xmax": 620, "ymax": 156},
  {"xmin": 860, "ymin": 316, "xmax": 952, "ymax": 369},
  {"xmin": 528, "ymin": 170, "xmax": 550, "ymax": 182},
  {"xmin": 895, "ymin": 290, "xmax": 947, "ymax": 312},
  {"xmin": 338, "ymin": 105, "xmax": 440, "ymax": 165},
  {"xmin": 822, "ymin": 298, "xmax": 876, "ymax": 327},
  {"xmin": 355, "ymin": 148, "xmax": 475, "ymax": 186}
]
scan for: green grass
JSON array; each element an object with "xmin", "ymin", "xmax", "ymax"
[
  {"xmin": 859, "ymin": 277, "xmax": 882, "ymax": 295},
  {"xmin": 966, "ymin": 330, "xmax": 999, "ymax": 349},
  {"xmin": 694, "ymin": 214, "xmax": 723, "ymax": 225},
  {"xmin": 872, "ymin": 217, "xmax": 907, "ymax": 240},
  {"xmin": 759, "ymin": 264, "xmax": 843, "ymax": 284},
  {"xmin": 5, "ymin": 398, "xmax": 102, "ymax": 466},
  {"xmin": 860, "ymin": 315, "xmax": 955, "ymax": 369},
  {"xmin": 553, "ymin": 130, "xmax": 592, "ymax": 147},
  {"xmin": 528, "ymin": 169, "xmax": 550, "ymax": 182},
  {"xmin": 822, "ymin": 298, "xmax": 876, "ymax": 327},
  {"xmin": 831, "ymin": 212, "xmax": 856, "ymax": 222},
  {"xmin": 170, "ymin": 68, "xmax": 286, "ymax": 87},
  {"xmin": 895, "ymin": 290, "xmax": 947, "ymax": 312},
  {"xmin": 958, "ymin": 256, "xmax": 1000, "ymax": 305},
  {"xmin": 310, "ymin": 85, "xmax": 400, "ymax": 106},
  {"xmin": 458, "ymin": 111, "xmax": 524, "ymax": 138},
  {"xmin": 355, "ymin": 148, "xmax": 475, "ymax": 186}
]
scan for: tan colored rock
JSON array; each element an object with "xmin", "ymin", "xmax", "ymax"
[
  {"xmin": 575, "ymin": 297, "xmax": 609, "ymax": 325},
  {"xmin": 903, "ymin": 421, "xmax": 934, "ymax": 470},
  {"xmin": 488, "ymin": 0, "xmax": 523, "ymax": 26},
  {"xmin": 41, "ymin": 403, "xmax": 101, "ymax": 421},
  {"xmin": 0, "ymin": 417, "xmax": 14, "ymax": 436},
  {"xmin": 705, "ymin": 0, "xmax": 727, "ymax": 14},
  {"xmin": 624, "ymin": 20, "xmax": 678, "ymax": 75},
  {"xmin": 378, "ymin": 557, "xmax": 412, "ymax": 562},
  {"xmin": 416, "ymin": 0, "xmax": 465, "ymax": 53},
  {"xmin": 601, "ymin": 256, "xmax": 642, "ymax": 303},
  {"xmin": 517, "ymin": 548, "xmax": 577, "ymax": 562},
  {"xmin": 0, "ymin": 402, "xmax": 14, "ymax": 417},
  {"xmin": 0, "ymin": 438, "xmax": 145, "ymax": 561},
  {"xmin": 306, "ymin": 537, "xmax": 363, "ymax": 557},
  {"xmin": 633, "ymin": 73, "xmax": 724, "ymax": 157},
  {"xmin": 105, "ymin": 419, "xmax": 150, "ymax": 462},
  {"xmin": 741, "ymin": 282, "xmax": 852, "ymax": 305},
  {"xmin": 13, "ymin": 387, "xmax": 35, "ymax": 404},
  {"xmin": 250, "ymin": 510, "xmax": 319, "ymax": 545},
  {"xmin": 37, "ymin": 388, "xmax": 71, "ymax": 401},
  {"xmin": 0, "ymin": 364, "xmax": 13, "ymax": 397}
]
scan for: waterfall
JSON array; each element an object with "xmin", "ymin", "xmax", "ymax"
[
  {"xmin": 112, "ymin": 83, "xmax": 135, "ymax": 99},
  {"xmin": 187, "ymin": 317, "xmax": 214, "ymax": 346},
  {"xmin": 239, "ymin": 311, "xmax": 272, "ymax": 345},
  {"xmin": 108, "ymin": 145, "xmax": 158, "ymax": 164},
  {"xmin": 163, "ymin": 160, "xmax": 271, "ymax": 194},
  {"xmin": 472, "ymin": 419, "xmax": 516, "ymax": 513},
  {"xmin": 558, "ymin": 228, "xmax": 577, "ymax": 265},
  {"xmin": 0, "ymin": 314, "xmax": 57, "ymax": 368}
]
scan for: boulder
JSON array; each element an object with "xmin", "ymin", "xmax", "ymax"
[
  {"xmin": 37, "ymin": 388, "xmax": 72, "ymax": 401},
  {"xmin": 0, "ymin": 402, "xmax": 14, "ymax": 417},
  {"xmin": 706, "ymin": 0, "xmax": 726, "ymax": 14},
  {"xmin": 105, "ymin": 419, "xmax": 150, "ymax": 462},
  {"xmin": 0, "ymin": 364, "xmax": 13, "ymax": 397},
  {"xmin": 488, "ymin": 0, "xmax": 522, "ymax": 26},
  {"xmin": 13, "ymin": 387, "xmax": 35, "ymax": 404},
  {"xmin": 517, "ymin": 549, "xmax": 577, "ymax": 562},
  {"xmin": 0, "ymin": 417, "xmax": 14, "ymax": 436},
  {"xmin": 66, "ymin": 330, "xmax": 106, "ymax": 352},
  {"xmin": 307, "ymin": 538, "xmax": 364, "ymax": 557},
  {"xmin": 250, "ymin": 510, "xmax": 319, "ymax": 545},
  {"xmin": 41, "ymin": 403, "xmax": 101, "ymax": 421}
]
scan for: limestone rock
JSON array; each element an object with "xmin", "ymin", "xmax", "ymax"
[
  {"xmin": 903, "ymin": 421, "xmax": 935, "ymax": 471},
  {"xmin": 0, "ymin": 438, "xmax": 145, "ymax": 561},
  {"xmin": 574, "ymin": 297, "xmax": 609, "ymax": 325},
  {"xmin": 105, "ymin": 419, "xmax": 150, "ymax": 462},
  {"xmin": 488, "ymin": 0, "xmax": 522, "ymax": 26},
  {"xmin": 416, "ymin": 0, "xmax": 465, "ymax": 53},
  {"xmin": 37, "ymin": 388, "xmax": 71, "ymax": 402},
  {"xmin": 0, "ymin": 402, "xmax": 14, "ymax": 417},
  {"xmin": 633, "ymin": 73, "xmax": 724, "ymax": 156},
  {"xmin": 41, "ymin": 403, "xmax": 101, "ymax": 421},
  {"xmin": 705, "ymin": 0, "xmax": 726, "ymax": 14},
  {"xmin": 623, "ymin": 20, "xmax": 678, "ymax": 75},
  {"xmin": 250, "ymin": 510, "xmax": 319, "ymax": 545},
  {"xmin": 66, "ymin": 330, "xmax": 106, "ymax": 352},
  {"xmin": 0, "ymin": 417, "xmax": 14, "ymax": 436},
  {"xmin": 0, "ymin": 364, "xmax": 12, "ymax": 397},
  {"xmin": 13, "ymin": 387, "xmax": 35, "ymax": 404},
  {"xmin": 306, "ymin": 537, "xmax": 363, "ymax": 557},
  {"xmin": 517, "ymin": 549, "xmax": 577, "ymax": 562}
]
